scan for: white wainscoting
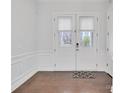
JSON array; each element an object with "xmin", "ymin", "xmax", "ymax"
[
  {"xmin": 11, "ymin": 68, "xmax": 37, "ymax": 91},
  {"xmin": 11, "ymin": 50, "xmax": 112, "ymax": 92},
  {"xmin": 11, "ymin": 50, "xmax": 52, "ymax": 92},
  {"xmin": 36, "ymin": 50, "xmax": 54, "ymax": 71}
]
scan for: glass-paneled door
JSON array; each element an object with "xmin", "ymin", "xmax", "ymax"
[
  {"xmin": 76, "ymin": 15, "xmax": 97, "ymax": 71},
  {"xmin": 53, "ymin": 14, "xmax": 97, "ymax": 71},
  {"xmin": 53, "ymin": 15, "xmax": 76, "ymax": 71}
]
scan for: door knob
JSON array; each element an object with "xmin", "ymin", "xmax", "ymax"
[
  {"xmin": 76, "ymin": 43, "xmax": 79, "ymax": 51},
  {"xmin": 76, "ymin": 43, "xmax": 79, "ymax": 48}
]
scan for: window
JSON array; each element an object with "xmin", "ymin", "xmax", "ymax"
[
  {"xmin": 59, "ymin": 32, "xmax": 72, "ymax": 47},
  {"xmin": 80, "ymin": 32, "xmax": 93, "ymax": 47},
  {"xmin": 79, "ymin": 16, "xmax": 94, "ymax": 30},
  {"xmin": 57, "ymin": 16, "xmax": 73, "ymax": 47},
  {"xmin": 58, "ymin": 16, "xmax": 72, "ymax": 31},
  {"xmin": 79, "ymin": 16, "xmax": 94, "ymax": 47}
]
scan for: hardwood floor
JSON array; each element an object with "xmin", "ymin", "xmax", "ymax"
[{"xmin": 12, "ymin": 71, "xmax": 112, "ymax": 93}]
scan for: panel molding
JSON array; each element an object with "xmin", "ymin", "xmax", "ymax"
[
  {"xmin": 11, "ymin": 49, "xmax": 112, "ymax": 92},
  {"xmin": 11, "ymin": 50, "xmax": 53, "ymax": 91},
  {"xmin": 11, "ymin": 68, "xmax": 38, "ymax": 92},
  {"xmin": 11, "ymin": 50, "xmax": 53, "ymax": 65}
]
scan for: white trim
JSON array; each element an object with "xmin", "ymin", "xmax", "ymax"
[
  {"xmin": 37, "ymin": 66, "xmax": 54, "ymax": 71},
  {"xmin": 11, "ymin": 68, "xmax": 38, "ymax": 92},
  {"xmin": 12, "ymin": 51, "xmax": 36, "ymax": 60},
  {"xmin": 12, "ymin": 50, "xmax": 53, "ymax": 59},
  {"xmin": 12, "ymin": 50, "xmax": 53, "ymax": 65}
]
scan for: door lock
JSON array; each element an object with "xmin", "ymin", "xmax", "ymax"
[
  {"xmin": 76, "ymin": 43, "xmax": 79, "ymax": 51},
  {"xmin": 76, "ymin": 49, "xmax": 79, "ymax": 51},
  {"xmin": 76, "ymin": 43, "xmax": 79, "ymax": 48}
]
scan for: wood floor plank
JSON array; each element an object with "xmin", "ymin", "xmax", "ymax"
[{"xmin": 12, "ymin": 71, "xmax": 112, "ymax": 93}]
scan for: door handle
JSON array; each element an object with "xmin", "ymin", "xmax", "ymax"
[
  {"xmin": 76, "ymin": 43, "xmax": 79, "ymax": 51},
  {"xmin": 76, "ymin": 43, "xmax": 79, "ymax": 48}
]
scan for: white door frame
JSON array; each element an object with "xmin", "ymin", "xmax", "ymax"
[{"xmin": 52, "ymin": 12, "xmax": 100, "ymax": 71}]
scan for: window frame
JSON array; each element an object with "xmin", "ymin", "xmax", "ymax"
[
  {"xmin": 57, "ymin": 15, "xmax": 74, "ymax": 47},
  {"xmin": 78, "ymin": 16, "xmax": 95, "ymax": 48}
]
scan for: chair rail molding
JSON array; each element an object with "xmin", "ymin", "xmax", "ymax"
[{"xmin": 11, "ymin": 50, "xmax": 53, "ymax": 65}]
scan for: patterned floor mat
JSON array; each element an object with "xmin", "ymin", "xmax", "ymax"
[{"xmin": 73, "ymin": 71, "xmax": 95, "ymax": 79}]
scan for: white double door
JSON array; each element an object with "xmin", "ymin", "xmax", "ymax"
[{"xmin": 53, "ymin": 13, "xmax": 98, "ymax": 71}]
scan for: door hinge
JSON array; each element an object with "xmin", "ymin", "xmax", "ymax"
[
  {"xmin": 106, "ymin": 48, "xmax": 109, "ymax": 52},
  {"xmin": 96, "ymin": 33, "xmax": 98, "ymax": 37},
  {"xmin": 107, "ymin": 32, "xmax": 109, "ymax": 36},
  {"xmin": 74, "ymin": 29, "xmax": 76, "ymax": 32},
  {"xmin": 54, "ymin": 64, "xmax": 56, "ymax": 67},
  {"xmin": 96, "ymin": 48, "xmax": 98, "ymax": 52},
  {"xmin": 97, "ymin": 17, "xmax": 98, "ymax": 22},
  {"xmin": 54, "ymin": 49, "xmax": 56, "ymax": 52},
  {"xmin": 107, "ymin": 16, "xmax": 110, "ymax": 20},
  {"xmin": 54, "ymin": 33, "xmax": 56, "ymax": 38},
  {"xmin": 96, "ymin": 64, "xmax": 98, "ymax": 67},
  {"xmin": 106, "ymin": 64, "xmax": 109, "ymax": 67},
  {"xmin": 53, "ymin": 18, "xmax": 56, "ymax": 22}
]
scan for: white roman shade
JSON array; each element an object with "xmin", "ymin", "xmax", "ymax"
[
  {"xmin": 79, "ymin": 16, "xmax": 94, "ymax": 30},
  {"xmin": 58, "ymin": 16, "xmax": 72, "ymax": 31}
]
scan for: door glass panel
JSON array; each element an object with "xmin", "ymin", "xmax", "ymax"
[
  {"xmin": 59, "ymin": 32, "xmax": 72, "ymax": 47},
  {"xmin": 80, "ymin": 32, "xmax": 93, "ymax": 47},
  {"xmin": 79, "ymin": 17, "xmax": 94, "ymax": 30},
  {"xmin": 58, "ymin": 16, "xmax": 72, "ymax": 30}
]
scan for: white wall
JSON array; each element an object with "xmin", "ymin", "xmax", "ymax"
[
  {"xmin": 11, "ymin": 0, "xmax": 113, "ymax": 91},
  {"xmin": 11, "ymin": 0, "xmax": 37, "ymax": 91},
  {"xmin": 36, "ymin": 0, "xmax": 111, "ymax": 72},
  {"xmin": 36, "ymin": 0, "xmax": 108, "ymax": 50},
  {"xmin": 12, "ymin": 0, "xmax": 37, "ymax": 55}
]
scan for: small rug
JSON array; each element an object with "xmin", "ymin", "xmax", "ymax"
[{"xmin": 73, "ymin": 71, "xmax": 95, "ymax": 79}]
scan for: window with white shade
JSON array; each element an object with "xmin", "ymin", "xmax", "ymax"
[
  {"xmin": 79, "ymin": 16, "xmax": 94, "ymax": 30},
  {"xmin": 79, "ymin": 16, "xmax": 94, "ymax": 47},
  {"xmin": 58, "ymin": 16, "xmax": 72, "ymax": 31},
  {"xmin": 57, "ymin": 16, "xmax": 73, "ymax": 47}
]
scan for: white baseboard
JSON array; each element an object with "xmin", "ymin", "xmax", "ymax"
[
  {"xmin": 11, "ymin": 68, "xmax": 38, "ymax": 92},
  {"xmin": 37, "ymin": 66, "xmax": 54, "ymax": 71}
]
